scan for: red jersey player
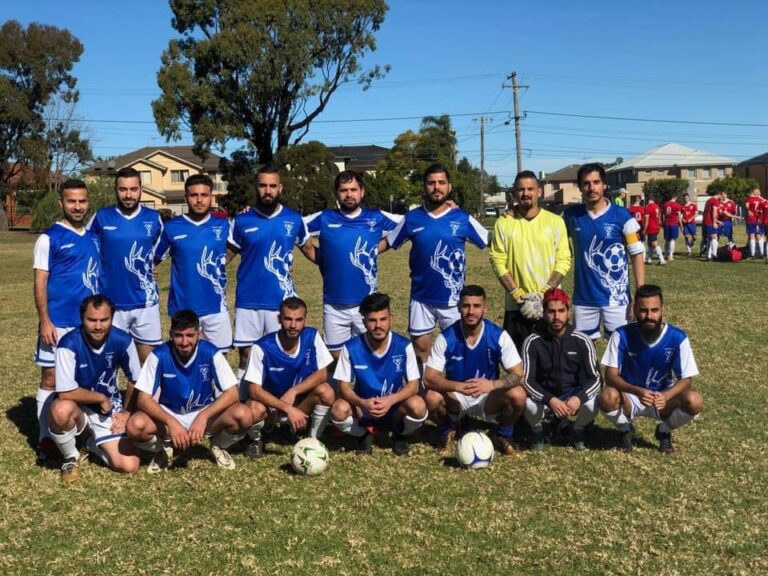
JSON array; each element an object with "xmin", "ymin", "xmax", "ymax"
[
  {"xmin": 745, "ymin": 189, "xmax": 763, "ymax": 258},
  {"xmin": 718, "ymin": 191, "xmax": 738, "ymax": 243},
  {"xmin": 662, "ymin": 196, "xmax": 683, "ymax": 260},
  {"xmin": 643, "ymin": 195, "xmax": 664, "ymax": 265},
  {"xmin": 702, "ymin": 192, "xmax": 722, "ymax": 260},
  {"xmin": 681, "ymin": 192, "xmax": 698, "ymax": 256}
]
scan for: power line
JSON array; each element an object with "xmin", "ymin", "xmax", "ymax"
[{"xmin": 525, "ymin": 110, "xmax": 768, "ymax": 128}]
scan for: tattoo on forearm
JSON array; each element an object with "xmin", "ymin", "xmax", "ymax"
[{"xmin": 495, "ymin": 372, "xmax": 521, "ymax": 389}]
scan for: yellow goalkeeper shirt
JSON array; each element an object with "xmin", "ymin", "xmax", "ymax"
[{"xmin": 489, "ymin": 208, "xmax": 572, "ymax": 311}]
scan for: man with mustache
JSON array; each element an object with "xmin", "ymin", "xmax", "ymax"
[{"xmin": 600, "ymin": 284, "xmax": 703, "ymax": 454}]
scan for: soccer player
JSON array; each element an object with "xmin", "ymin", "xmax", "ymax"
[
  {"xmin": 241, "ymin": 297, "xmax": 335, "ymax": 458},
  {"xmin": 718, "ymin": 190, "xmax": 738, "ymax": 244},
  {"xmin": 613, "ymin": 188, "xmax": 627, "ymax": 207},
  {"xmin": 488, "ymin": 170, "xmax": 571, "ymax": 352},
  {"xmin": 48, "ymin": 295, "xmax": 141, "ymax": 481},
  {"xmin": 154, "ymin": 174, "xmax": 232, "ymax": 351},
  {"xmin": 423, "ymin": 285, "xmax": 526, "ymax": 456},
  {"xmin": 127, "ymin": 310, "xmax": 252, "ymax": 472},
  {"xmin": 628, "ymin": 196, "xmax": 645, "ymax": 230},
  {"xmin": 330, "ymin": 293, "xmax": 427, "ymax": 456},
  {"xmin": 599, "ymin": 284, "xmax": 703, "ymax": 454},
  {"xmin": 643, "ymin": 193, "xmax": 665, "ymax": 265},
  {"xmin": 228, "ymin": 167, "xmax": 314, "ymax": 376},
  {"xmin": 303, "ymin": 170, "xmax": 401, "ymax": 358},
  {"xmin": 521, "ymin": 288, "xmax": 601, "ymax": 451},
  {"xmin": 385, "ymin": 164, "xmax": 488, "ymax": 365},
  {"xmin": 681, "ymin": 192, "xmax": 698, "ymax": 256},
  {"xmin": 88, "ymin": 167, "xmax": 163, "ymax": 364},
  {"xmin": 745, "ymin": 188, "xmax": 764, "ymax": 258},
  {"xmin": 662, "ymin": 193, "xmax": 683, "ymax": 261},
  {"xmin": 701, "ymin": 191, "xmax": 721, "ymax": 260},
  {"xmin": 33, "ymin": 178, "xmax": 102, "ymax": 462},
  {"xmin": 563, "ymin": 163, "xmax": 645, "ymax": 340}
]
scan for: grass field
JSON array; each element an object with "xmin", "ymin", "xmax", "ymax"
[{"xmin": 1, "ymin": 229, "xmax": 767, "ymax": 575}]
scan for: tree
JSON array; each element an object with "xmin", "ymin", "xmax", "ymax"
[
  {"xmin": 642, "ymin": 178, "xmax": 689, "ymax": 201},
  {"xmin": 40, "ymin": 95, "xmax": 92, "ymax": 194},
  {"xmin": 274, "ymin": 140, "xmax": 338, "ymax": 213},
  {"xmin": 706, "ymin": 174, "xmax": 758, "ymax": 206},
  {"xmin": 30, "ymin": 176, "xmax": 113, "ymax": 233},
  {"xmin": 0, "ymin": 20, "xmax": 84, "ymax": 230},
  {"xmin": 152, "ymin": 0, "xmax": 389, "ymax": 166}
]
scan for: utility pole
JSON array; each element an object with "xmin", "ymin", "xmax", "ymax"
[{"xmin": 504, "ymin": 72, "xmax": 528, "ymax": 173}]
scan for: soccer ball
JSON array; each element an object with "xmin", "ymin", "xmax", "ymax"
[
  {"xmin": 290, "ymin": 438, "xmax": 329, "ymax": 476},
  {"xmin": 447, "ymin": 249, "xmax": 465, "ymax": 276},
  {"xmin": 455, "ymin": 431, "xmax": 495, "ymax": 469},
  {"xmin": 603, "ymin": 243, "xmax": 626, "ymax": 273}
]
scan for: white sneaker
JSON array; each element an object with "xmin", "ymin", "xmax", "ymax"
[
  {"xmin": 211, "ymin": 444, "xmax": 236, "ymax": 470},
  {"xmin": 147, "ymin": 445, "xmax": 173, "ymax": 474}
]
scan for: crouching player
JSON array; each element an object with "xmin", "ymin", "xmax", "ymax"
[
  {"xmin": 48, "ymin": 295, "xmax": 141, "ymax": 482},
  {"xmin": 423, "ymin": 285, "xmax": 525, "ymax": 456},
  {"xmin": 600, "ymin": 284, "xmax": 703, "ymax": 453},
  {"xmin": 331, "ymin": 293, "xmax": 427, "ymax": 456},
  {"xmin": 241, "ymin": 297, "xmax": 335, "ymax": 459},
  {"xmin": 127, "ymin": 310, "xmax": 252, "ymax": 472},
  {"xmin": 521, "ymin": 288, "xmax": 601, "ymax": 451}
]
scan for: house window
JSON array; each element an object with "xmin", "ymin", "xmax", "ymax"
[
  {"xmin": 171, "ymin": 170, "xmax": 190, "ymax": 183},
  {"xmin": 687, "ymin": 168, "xmax": 696, "ymax": 179},
  {"xmin": 140, "ymin": 171, "xmax": 151, "ymax": 185},
  {"xmin": 716, "ymin": 168, "xmax": 724, "ymax": 178}
]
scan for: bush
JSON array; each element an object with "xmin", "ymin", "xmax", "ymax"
[
  {"xmin": 642, "ymin": 178, "xmax": 689, "ymax": 201},
  {"xmin": 30, "ymin": 177, "xmax": 114, "ymax": 232},
  {"xmin": 706, "ymin": 175, "xmax": 759, "ymax": 206}
]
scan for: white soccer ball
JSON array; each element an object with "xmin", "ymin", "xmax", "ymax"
[
  {"xmin": 455, "ymin": 431, "xmax": 495, "ymax": 469},
  {"xmin": 447, "ymin": 249, "xmax": 465, "ymax": 276},
  {"xmin": 291, "ymin": 437, "xmax": 329, "ymax": 476},
  {"xmin": 603, "ymin": 243, "xmax": 626, "ymax": 273}
]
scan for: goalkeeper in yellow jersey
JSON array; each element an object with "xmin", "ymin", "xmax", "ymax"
[{"xmin": 489, "ymin": 171, "xmax": 572, "ymax": 352}]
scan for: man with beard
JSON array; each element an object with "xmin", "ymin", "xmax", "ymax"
[
  {"xmin": 88, "ymin": 167, "xmax": 163, "ymax": 364},
  {"xmin": 330, "ymin": 293, "xmax": 427, "ymax": 456},
  {"xmin": 48, "ymin": 295, "xmax": 141, "ymax": 481},
  {"xmin": 227, "ymin": 167, "xmax": 313, "ymax": 377},
  {"xmin": 33, "ymin": 179, "xmax": 102, "ymax": 463},
  {"xmin": 384, "ymin": 164, "xmax": 488, "ymax": 366},
  {"xmin": 303, "ymin": 170, "xmax": 401, "ymax": 359},
  {"xmin": 489, "ymin": 170, "xmax": 571, "ymax": 352},
  {"xmin": 521, "ymin": 288, "xmax": 601, "ymax": 451},
  {"xmin": 600, "ymin": 284, "xmax": 702, "ymax": 454},
  {"xmin": 423, "ymin": 285, "xmax": 525, "ymax": 456}
]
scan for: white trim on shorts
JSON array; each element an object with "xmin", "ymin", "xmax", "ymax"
[
  {"xmin": 200, "ymin": 311, "xmax": 233, "ymax": 352},
  {"xmin": 113, "ymin": 305, "xmax": 163, "ymax": 346},
  {"xmin": 572, "ymin": 304, "xmax": 629, "ymax": 340},
  {"xmin": 35, "ymin": 325, "xmax": 76, "ymax": 367},
  {"xmin": 408, "ymin": 299, "xmax": 460, "ymax": 337},
  {"xmin": 449, "ymin": 391, "xmax": 498, "ymax": 423},
  {"xmin": 81, "ymin": 406, "xmax": 127, "ymax": 446},
  {"xmin": 233, "ymin": 307, "xmax": 279, "ymax": 347},
  {"xmin": 323, "ymin": 303, "xmax": 366, "ymax": 350}
]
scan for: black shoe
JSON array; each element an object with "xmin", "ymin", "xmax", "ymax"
[
  {"xmin": 655, "ymin": 425, "xmax": 674, "ymax": 454},
  {"xmin": 530, "ymin": 426, "xmax": 545, "ymax": 452},
  {"xmin": 244, "ymin": 437, "xmax": 264, "ymax": 460},
  {"xmin": 356, "ymin": 430, "xmax": 373, "ymax": 455},
  {"xmin": 571, "ymin": 427, "xmax": 587, "ymax": 451},
  {"xmin": 620, "ymin": 424, "xmax": 635, "ymax": 453},
  {"xmin": 392, "ymin": 434, "xmax": 410, "ymax": 456}
]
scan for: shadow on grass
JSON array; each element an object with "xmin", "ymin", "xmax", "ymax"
[{"xmin": 5, "ymin": 395, "xmax": 38, "ymax": 450}]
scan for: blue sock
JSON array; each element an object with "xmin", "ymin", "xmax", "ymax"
[
  {"xmin": 439, "ymin": 420, "xmax": 453, "ymax": 435},
  {"xmin": 496, "ymin": 425, "xmax": 514, "ymax": 438}
]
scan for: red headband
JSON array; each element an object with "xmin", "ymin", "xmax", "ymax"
[{"xmin": 543, "ymin": 287, "xmax": 570, "ymax": 309}]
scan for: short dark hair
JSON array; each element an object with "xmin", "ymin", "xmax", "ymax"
[
  {"xmin": 577, "ymin": 163, "xmax": 606, "ymax": 186},
  {"xmin": 184, "ymin": 174, "xmax": 213, "ymax": 193},
  {"xmin": 360, "ymin": 292, "xmax": 390, "ymax": 316},
  {"xmin": 59, "ymin": 178, "xmax": 88, "ymax": 197},
  {"xmin": 115, "ymin": 167, "xmax": 141, "ymax": 189},
  {"xmin": 280, "ymin": 296, "xmax": 307, "ymax": 314},
  {"xmin": 257, "ymin": 166, "xmax": 280, "ymax": 178},
  {"xmin": 423, "ymin": 163, "xmax": 451, "ymax": 184},
  {"xmin": 335, "ymin": 170, "xmax": 364, "ymax": 191},
  {"xmin": 635, "ymin": 284, "xmax": 663, "ymax": 304},
  {"xmin": 79, "ymin": 295, "xmax": 115, "ymax": 320},
  {"xmin": 513, "ymin": 170, "xmax": 539, "ymax": 188},
  {"xmin": 459, "ymin": 284, "xmax": 486, "ymax": 300},
  {"xmin": 171, "ymin": 309, "xmax": 200, "ymax": 332}
]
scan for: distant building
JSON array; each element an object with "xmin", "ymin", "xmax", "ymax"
[
  {"xmin": 327, "ymin": 145, "xmax": 390, "ymax": 175},
  {"xmin": 734, "ymin": 152, "xmax": 768, "ymax": 195},
  {"xmin": 541, "ymin": 164, "xmax": 582, "ymax": 205}
]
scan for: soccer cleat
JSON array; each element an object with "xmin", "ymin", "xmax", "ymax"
[
  {"xmin": 668, "ymin": 255, "xmax": 674, "ymax": 262},
  {"xmin": 571, "ymin": 427, "xmax": 587, "ymax": 452},
  {"xmin": 356, "ymin": 429, "xmax": 374, "ymax": 455},
  {"xmin": 488, "ymin": 431, "xmax": 522, "ymax": 457},
  {"xmin": 392, "ymin": 434, "xmax": 410, "ymax": 457},
  {"xmin": 530, "ymin": 426, "xmax": 545, "ymax": 452},
  {"xmin": 60, "ymin": 457, "xmax": 80, "ymax": 483},
  {"xmin": 211, "ymin": 444, "xmax": 236, "ymax": 470},
  {"xmin": 36, "ymin": 437, "xmax": 57, "ymax": 465},
  {"xmin": 655, "ymin": 425, "xmax": 675, "ymax": 455},
  {"xmin": 147, "ymin": 444, "xmax": 173, "ymax": 474},
  {"xmin": 244, "ymin": 437, "xmax": 264, "ymax": 460},
  {"xmin": 620, "ymin": 424, "xmax": 635, "ymax": 453},
  {"xmin": 437, "ymin": 429, "xmax": 457, "ymax": 455},
  {"xmin": 658, "ymin": 259, "xmax": 666, "ymax": 266}
]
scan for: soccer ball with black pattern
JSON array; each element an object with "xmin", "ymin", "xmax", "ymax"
[{"xmin": 290, "ymin": 438, "xmax": 329, "ymax": 476}]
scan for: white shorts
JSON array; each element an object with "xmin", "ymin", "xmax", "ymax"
[
  {"xmin": 572, "ymin": 304, "xmax": 630, "ymax": 339},
  {"xmin": 233, "ymin": 307, "xmax": 279, "ymax": 347},
  {"xmin": 80, "ymin": 406, "xmax": 126, "ymax": 447},
  {"xmin": 524, "ymin": 396, "xmax": 598, "ymax": 427},
  {"xmin": 449, "ymin": 391, "xmax": 498, "ymax": 423},
  {"xmin": 113, "ymin": 305, "xmax": 162, "ymax": 346},
  {"xmin": 35, "ymin": 325, "xmax": 76, "ymax": 367},
  {"xmin": 160, "ymin": 405, "xmax": 211, "ymax": 433},
  {"xmin": 323, "ymin": 303, "xmax": 366, "ymax": 351},
  {"xmin": 200, "ymin": 311, "xmax": 233, "ymax": 351},
  {"xmin": 409, "ymin": 300, "xmax": 460, "ymax": 337},
  {"xmin": 622, "ymin": 392, "xmax": 662, "ymax": 422}
]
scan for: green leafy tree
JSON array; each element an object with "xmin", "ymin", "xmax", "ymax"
[
  {"xmin": 274, "ymin": 141, "xmax": 338, "ymax": 213},
  {"xmin": 642, "ymin": 178, "xmax": 689, "ymax": 201},
  {"xmin": 706, "ymin": 174, "xmax": 759, "ymax": 206},
  {"xmin": 30, "ymin": 176, "xmax": 112, "ymax": 233}
]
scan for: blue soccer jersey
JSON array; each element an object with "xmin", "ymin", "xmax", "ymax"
[
  {"xmin": 426, "ymin": 319, "xmax": 521, "ymax": 381},
  {"xmin": 563, "ymin": 203, "xmax": 644, "ymax": 307},
  {"xmin": 228, "ymin": 205, "xmax": 308, "ymax": 310},
  {"xmin": 135, "ymin": 339, "xmax": 238, "ymax": 414},
  {"xmin": 334, "ymin": 331, "xmax": 420, "ymax": 399},
  {"xmin": 88, "ymin": 205, "xmax": 163, "ymax": 310},
  {"xmin": 244, "ymin": 327, "xmax": 333, "ymax": 397},
  {"xmin": 602, "ymin": 322, "xmax": 699, "ymax": 392},
  {"xmin": 304, "ymin": 208, "xmax": 400, "ymax": 306},
  {"xmin": 154, "ymin": 214, "xmax": 230, "ymax": 316},
  {"xmin": 55, "ymin": 326, "xmax": 141, "ymax": 413},
  {"xmin": 33, "ymin": 222, "xmax": 102, "ymax": 327},
  {"xmin": 387, "ymin": 207, "xmax": 488, "ymax": 307}
]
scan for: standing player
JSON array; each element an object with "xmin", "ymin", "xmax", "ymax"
[
  {"xmin": 563, "ymin": 163, "xmax": 645, "ymax": 340},
  {"xmin": 48, "ymin": 295, "xmax": 141, "ymax": 481},
  {"xmin": 88, "ymin": 167, "xmax": 163, "ymax": 364},
  {"xmin": 127, "ymin": 310, "xmax": 252, "ymax": 472},
  {"xmin": 330, "ymin": 293, "xmax": 427, "ymax": 456},
  {"xmin": 760, "ymin": 194, "xmax": 768, "ymax": 261},
  {"xmin": 643, "ymin": 194, "xmax": 665, "ymax": 265},
  {"xmin": 681, "ymin": 192, "xmax": 698, "ymax": 256},
  {"xmin": 662, "ymin": 194, "xmax": 683, "ymax": 261},
  {"xmin": 628, "ymin": 196, "xmax": 645, "ymax": 229},
  {"xmin": 384, "ymin": 164, "xmax": 488, "ymax": 365},
  {"xmin": 228, "ymin": 167, "xmax": 313, "ymax": 377},
  {"xmin": 241, "ymin": 297, "xmax": 335, "ymax": 458},
  {"xmin": 718, "ymin": 190, "xmax": 738, "ymax": 244},
  {"xmin": 303, "ymin": 170, "xmax": 400, "ymax": 359},
  {"xmin": 745, "ymin": 188, "xmax": 764, "ymax": 258},
  {"xmin": 154, "ymin": 174, "xmax": 232, "ymax": 351},
  {"xmin": 488, "ymin": 170, "xmax": 571, "ymax": 352},
  {"xmin": 701, "ymin": 191, "xmax": 721, "ymax": 260},
  {"xmin": 600, "ymin": 284, "xmax": 702, "ymax": 454},
  {"xmin": 33, "ymin": 178, "xmax": 102, "ymax": 462},
  {"xmin": 423, "ymin": 285, "xmax": 526, "ymax": 456}
]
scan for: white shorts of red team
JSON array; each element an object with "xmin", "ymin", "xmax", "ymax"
[
  {"xmin": 323, "ymin": 303, "xmax": 366, "ymax": 351},
  {"xmin": 572, "ymin": 304, "xmax": 630, "ymax": 339},
  {"xmin": 113, "ymin": 305, "xmax": 163, "ymax": 346},
  {"xmin": 409, "ymin": 299, "xmax": 461, "ymax": 337},
  {"xmin": 234, "ymin": 307, "xmax": 279, "ymax": 347}
]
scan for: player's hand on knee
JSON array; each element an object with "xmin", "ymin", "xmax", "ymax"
[
  {"xmin": 465, "ymin": 377, "xmax": 493, "ymax": 395},
  {"xmin": 188, "ymin": 414, "xmax": 208, "ymax": 444},
  {"xmin": 286, "ymin": 407, "xmax": 307, "ymax": 432},
  {"xmin": 639, "ymin": 390, "xmax": 655, "ymax": 407},
  {"xmin": 652, "ymin": 392, "xmax": 668, "ymax": 411},
  {"xmin": 565, "ymin": 396, "xmax": 581, "ymax": 415},
  {"xmin": 111, "ymin": 411, "xmax": 129, "ymax": 434},
  {"xmin": 168, "ymin": 420, "xmax": 190, "ymax": 450},
  {"xmin": 549, "ymin": 398, "xmax": 570, "ymax": 419}
]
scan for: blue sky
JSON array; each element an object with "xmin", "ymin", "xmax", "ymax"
[{"xmin": 4, "ymin": 0, "xmax": 768, "ymax": 184}]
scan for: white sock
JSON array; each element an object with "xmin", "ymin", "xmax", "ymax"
[
  {"xmin": 212, "ymin": 429, "xmax": 244, "ymax": 450},
  {"xmin": 661, "ymin": 408, "xmax": 695, "ymax": 431},
  {"xmin": 668, "ymin": 239, "xmax": 675, "ymax": 257},
  {"xmin": 332, "ymin": 415, "xmax": 366, "ymax": 437},
  {"xmin": 36, "ymin": 388, "xmax": 55, "ymax": 442},
  {"xmin": 708, "ymin": 238, "xmax": 718, "ymax": 258},
  {"xmin": 575, "ymin": 398, "xmax": 598, "ymax": 429},
  {"xmin": 655, "ymin": 246, "xmax": 665, "ymax": 263},
  {"xmin": 247, "ymin": 420, "xmax": 264, "ymax": 440},
  {"xmin": 49, "ymin": 426, "xmax": 79, "ymax": 460},
  {"xmin": 604, "ymin": 408, "xmax": 630, "ymax": 431},
  {"xmin": 309, "ymin": 405, "xmax": 330, "ymax": 439},
  {"xmin": 136, "ymin": 434, "xmax": 162, "ymax": 453},
  {"xmin": 236, "ymin": 368, "xmax": 245, "ymax": 381},
  {"xmin": 750, "ymin": 239, "xmax": 756, "ymax": 257},
  {"xmin": 401, "ymin": 412, "xmax": 428, "ymax": 436}
]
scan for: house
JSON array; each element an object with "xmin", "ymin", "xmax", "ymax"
[
  {"xmin": 606, "ymin": 143, "xmax": 736, "ymax": 200},
  {"xmin": 734, "ymin": 152, "xmax": 768, "ymax": 195},
  {"xmin": 84, "ymin": 147, "xmax": 228, "ymax": 215},
  {"xmin": 541, "ymin": 164, "xmax": 582, "ymax": 205},
  {"xmin": 327, "ymin": 145, "xmax": 389, "ymax": 174}
]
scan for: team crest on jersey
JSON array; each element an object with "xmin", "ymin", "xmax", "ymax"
[
  {"xmin": 199, "ymin": 364, "xmax": 210, "ymax": 381},
  {"xmin": 212, "ymin": 226, "xmax": 224, "ymax": 241},
  {"xmin": 603, "ymin": 224, "xmax": 619, "ymax": 237},
  {"xmin": 664, "ymin": 348, "xmax": 675, "ymax": 362},
  {"xmin": 143, "ymin": 221, "xmax": 154, "ymax": 237},
  {"xmin": 367, "ymin": 218, "xmax": 377, "ymax": 231},
  {"xmin": 284, "ymin": 222, "xmax": 294, "ymax": 237},
  {"xmin": 392, "ymin": 355, "xmax": 404, "ymax": 372},
  {"xmin": 105, "ymin": 352, "xmax": 115, "ymax": 369},
  {"xmin": 449, "ymin": 221, "xmax": 461, "ymax": 236}
]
